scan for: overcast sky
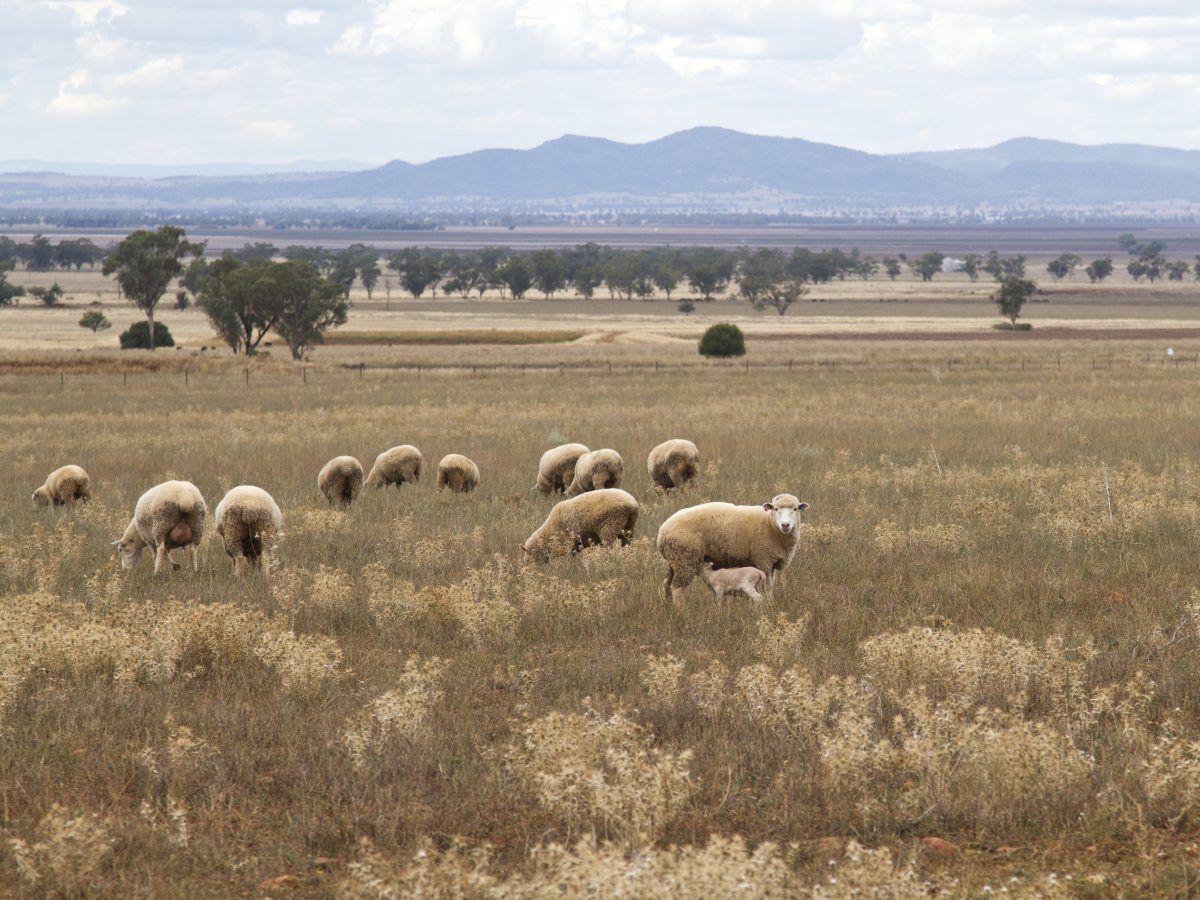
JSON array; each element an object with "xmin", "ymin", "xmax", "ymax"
[{"xmin": 4, "ymin": 0, "xmax": 1200, "ymax": 166}]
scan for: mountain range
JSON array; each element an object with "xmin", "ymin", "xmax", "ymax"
[{"xmin": 3, "ymin": 128, "xmax": 1199, "ymax": 211}]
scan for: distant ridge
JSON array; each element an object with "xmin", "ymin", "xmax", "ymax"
[
  {"xmin": 0, "ymin": 159, "xmax": 374, "ymax": 178},
  {"xmin": 4, "ymin": 128, "xmax": 1200, "ymax": 210}
]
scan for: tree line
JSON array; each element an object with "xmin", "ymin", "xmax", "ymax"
[{"xmin": 1, "ymin": 229, "xmax": 1195, "ymax": 353}]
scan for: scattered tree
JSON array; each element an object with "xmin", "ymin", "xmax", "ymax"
[
  {"xmin": 1085, "ymin": 258, "xmax": 1113, "ymax": 283},
  {"xmin": 911, "ymin": 251, "xmax": 946, "ymax": 282},
  {"xmin": 0, "ymin": 262, "xmax": 23, "ymax": 307},
  {"xmin": 961, "ymin": 253, "xmax": 981, "ymax": 282},
  {"xmin": 1046, "ymin": 254, "xmax": 1082, "ymax": 280},
  {"xmin": 119, "ymin": 320, "xmax": 175, "ymax": 349},
  {"xmin": 272, "ymin": 262, "xmax": 349, "ymax": 360},
  {"xmin": 1166, "ymin": 260, "xmax": 1192, "ymax": 281},
  {"xmin": 79, "ymin": 309, "xmax": 111, "ymax": 332},
  {"xmin": 102, "ymin": 226, "xmax": 202, "ymax": 350},
  {"xmin": 677, "ymin": 300, "xmax": 695, "ymax": 316},
  {"xmin": 197, "ymin": 257, "xmax": 286, "ymax": 355},
  {"xmin": 882, "ymin": 257, "xmax": 902, "ymax": 281},
  {"xmin": 699, "ymin": 323, "xmax": 746, "ymax": 358},
  {"xmin": 993, "ymin": 277, "xmax": 1037, "ymax": 327},
  {"xmin": 497, "ymin": 256, "xmax": 533, "ymax": 300}
]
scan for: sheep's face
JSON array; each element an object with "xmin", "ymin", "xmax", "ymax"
[
  {"xmin": 112, "ymin": 538, "xmax": 143, "ymax": 569},
  {"xmin": 522, "ymin": 544, "xmax": 549, "ymax": 565},
  {"xmin": 31, "ymin": 488, "xmax": 50, "ymax": 507},
  {"xmin": 763, "ymin": 494, "xmax": 809, "ymax": 536}
]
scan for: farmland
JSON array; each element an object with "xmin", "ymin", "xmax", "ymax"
[
  {"xmin": 4, "ymin": 242, "xmax": 1200, "ymax": 894},
  {"xmin": 4, "ymin": 336, "xmax": 1200, "ymax": 895}
]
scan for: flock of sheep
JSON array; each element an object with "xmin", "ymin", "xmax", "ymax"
[{"xmin": 31, "ymin": 439, "xmax": 810, "ymax": 604}]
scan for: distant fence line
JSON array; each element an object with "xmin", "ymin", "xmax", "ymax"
[{"xmin": 5, "ymin": 352, "xmax": 1200, "ymax": 392}]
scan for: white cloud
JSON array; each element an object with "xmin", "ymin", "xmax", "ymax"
[
  {"xmin": 7, "ymin": 0, "xmax": 1200, "ymax": 163},
  {"xmin": 285, "ymin": 8, "xmax": 323, "ymax": 26},
  {"xmin": 46, "ymin": 69, "xmax": 126, "ymax": 117}
]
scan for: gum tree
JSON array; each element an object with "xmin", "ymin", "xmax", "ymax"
[{"xmin": 102, "ymin": 226, "xmax": 202, "ymax": 350}]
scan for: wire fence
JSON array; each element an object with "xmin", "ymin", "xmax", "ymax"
[{"xmin": 4, "ymin": 351, "xmax": 1200, "ymax": 394}]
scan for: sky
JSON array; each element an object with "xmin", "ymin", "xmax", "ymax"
[{"xmin": 4, "ymin": 0, "xmax": 1200, "ymax": 167}]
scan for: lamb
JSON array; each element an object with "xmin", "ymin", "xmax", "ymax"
[
  {"xmin": 214, "ymin": 485, "xmax": 282, "ymax": 578},
  {"xmin": 656, "ymin": 494, "xmax": 809, "ymax": 604},
  {"xmin": 647, "ymin": 439, "xmax": 700, "ymax": 490},
  {"xmin": 318, "ymin": 456, "xmax": 364, "ymax": 507},
  {"xmin": 31, "ymin": 464, "xmax": 91, "ymax": 507},
  {"xmin": 535, "ymin": 443, "xmax": 590, "ymax": 495},
  {"xmin": 522, "ymin": 488, "xmax": 639, "ymax": 562},
  {"xmin": 365, "ymin": 445, "xmax": 423, "ymax": 490},
  {"xmin": 699, "ymin": 562, "xmax": 770, "ymax": 602},
  {"xmin": 436, "ymin": 454, "xmax": 480, "ymax": 493},
  {"xmin": 566, "ymin": 448, "xmax": 624, "ymax": 496},
  {"xmin": 112, "ymin": 480, "xmax": 208, "ymax": 574}
]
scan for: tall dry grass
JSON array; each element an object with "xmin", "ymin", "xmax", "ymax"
[{"xmin": 3, "ymin": 357, "xmax": 1200, "ymax": 893}]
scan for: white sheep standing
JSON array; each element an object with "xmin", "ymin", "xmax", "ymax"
[
  {"xmin": 436, "ymin": 454, "xmax": 480, "ymax": 493},
  {"xmin": 523, "ymin": 488, "xmax": 639, "ymax": 562},
  {"xmin": 566, "ymin": 448, "xmax": 624, "ymax": 496},
  {"xmin": 113, "ymin": 480, "xmax": 208, "ymax": 574},
  {"xmin": 32, "ymin": 464, "xmax": 92, "ymax": 507},
  {"xmin": 647, "ymin": 439, "xmax": 700, "ymax": 490},
  {"xmin": 699, "ymin": 561, "xmax": 769, "ymax": 602},
  {"xmin": 656, "ymin": 494, "xmax": 809, "ymax": 604},
  {"xmin": 214, "ymin": 485, "xmax": 282, "ymax": 578},
  {"xmin": 535, "ymin": 443, "xmax": 590, "ymax": 495},
  {"xmin": 365, "ymin": 445, "xmax": 423, "ymax": 490},
  {"xmin": 318, "ymin": 456, "xmax": 364, "ymax": 507}
]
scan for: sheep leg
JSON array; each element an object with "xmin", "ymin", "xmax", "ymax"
[
  {"xmin": 744, "ymin": 583, "xmax": 764, "ymax": 602},
  {"xmin": 153, "ymin": 543, "xmax": 169, "ymax": 574},
  {"xmin": 188, "ymin": 545, "xmax": 199, "ymax": 572}
]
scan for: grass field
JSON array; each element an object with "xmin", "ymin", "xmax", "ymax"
[{"xmin": 5, "ymin": 353, "xmax": 1200, "ymax": 896}]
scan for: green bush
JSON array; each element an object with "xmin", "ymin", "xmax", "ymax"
[
  {"xmin": 119, "ymin": 321, "xmax": 175, "ymax": 349},
  {"xmin": 698, "ymin": 323, "xmax": 745, "ymax": 358}
]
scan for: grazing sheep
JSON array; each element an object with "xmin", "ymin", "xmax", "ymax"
[
  {"xmin": 319, "ymin": 456, "xmax": 364, "ymax": 507},
  {"xmin": 436, "ymin": 454, "xmax": 480, "ymax": 493},
  {"xmin": 535, "ymin": 443, "xmax": 590, "ymax": 495},
  {"xmin": 31, "ymin": 464, "xmax": 91, "ymax": 507},
  {"xmin": 699, "ymin": 562, "xmax": 769, "ymax": 602},
  {"xmin": 113, "ymin": 480, "xmax": 208, "ymax": 574},
  {"xmin": 215, "ymin": 485, "xmax": 282, "ymax": 578},
  {"xmin": 656, "ymin": 494, "xmax": 809, "ymax": 604},
  {"xmin": 566, "ymin": 448, "xmax": 624, "ymax": 496},
  {"xmin": 523, "ymin": 488, "xmax": 639, "ymax": 563},
  {"xmin": 647, "ymin": 439, "xmax": 700, "ymax": 490},
  {"xmin": 365, "ymin": 445, "xmax": 423, "ymax": 490}
]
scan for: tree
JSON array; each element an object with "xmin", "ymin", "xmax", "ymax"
[
  {"xmin": 653, "ymin": 267, "xmax": 682, "ymax": 300},
  {"xmin": 102, "ymin": 226, "xmax": 202, "ymax": 350},
  {"xmin": 983, "ymin": 251, "xmax": 1026, "ymax": 281},
  {"xmin": 961, "ymin": 253, "xmax": 982, "ymax": 282},
  {"xmin": 79, "ymin": 309, "xmax": 111, "ymax": 332},
  {"xmin": 197, "ymin": 257, "xmax": 287, "ymax": 355},
  {"xmin": 229, "ymin": 242, "xmax": 279, "ymax": 263},
  {"xmin": 180, "ymin": 256, "xmax": 210, "ymax": 302},
  {"xmin": 1166, "ymin": 260, "xmax": 1192, "ymax": 281},
  {"xmin": 0, "ymin": 262, "xmax": 23, "ymax": 307},
  {"xmin": 1047, "ymin": 254, "xmax": 1081, "ymax": 280},
  {"xmin": 882, "ymin": 257, "xmax": 902, "ymax": 280},
  {"xmin": 497, "ymin": 256, "xmax": 533, "ymax": 300},
  {"xmin": 1085, "ymin": 258, "xmax": 1113, "ymax": 283},
  {"xmin": 677, "ymin": 300, "xmax": 695, "ymax": 315},
  {"xmin": 854, "ymin": 257, "xmax": 879, "ymax": 280},
  {"xmin": 911, "ymin": 251, "xmax": 945, "ymax": 282},
  {"xmin": 272, "ymin": 262, "xmax": 348, "ymax": 360},
  {"xmin": 749, "ymin": 278, "xmax": 807, "ymax": 316},
  {"xmin": 530, "ymin": 250, "xmax": 566, "ymax": 299},
  {"xmin": 120, "ymin": 320, "xmax": 175, "ymax": 349},
  {"xmin": 26, "ymin": 287, "xmax": 47, "ymax": 306},
  {"xmin": 359, "ymin": 259, "xmax": 381, "ymax": 300},
  {"xmin": 1117, "ymin": 233, "xmax": 1140, "ymax": 255},
  {"xmin": 24, "ymin": 235, "xmax": 55, "ymax": 271},
  {"xmin": 993, "ymin": 277, "xmax": 1036, "ymax": 327},
  {"xmin": 699, "ymin": 323, "xmax": 745, "ymax": 357}
]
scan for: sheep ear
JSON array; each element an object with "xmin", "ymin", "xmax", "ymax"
[
  {"xmin": 762, "ymin": 502, "xmax": 774, "ymax": 511},
  {"xmin": 798, "ymin": 502, "xmax": 810, "ymax": 511}
]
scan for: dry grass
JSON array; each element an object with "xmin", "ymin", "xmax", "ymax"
[
  {"xmin": 5, "ymin": 352, "xmax": 1200, "ymax": 894},
  {"xmin": 323, "ymin": 329, "xmax": 588, "ymax": 346}
]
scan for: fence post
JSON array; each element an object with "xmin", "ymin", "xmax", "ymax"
[
  {"xmin": 302, "ymin": 367, "xmax": 307, "ymax": 384},
  {"xmin": 60, "ymin": 372, "xmax": 64, "ymax": 391},
  {"xmin": 245, "ymin": 368, "xmax": 249, "ymax": 385},
  {"xmin": 359, "ymin": 364, "xmax": 364, "ymax": 379},
  {"xmin": 123, "ymin": 370, "xmax": 127, "ymax": 386},
  {"xmin": 185, "ymin": 368, "xmax": 189, "ymax": 387}
]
